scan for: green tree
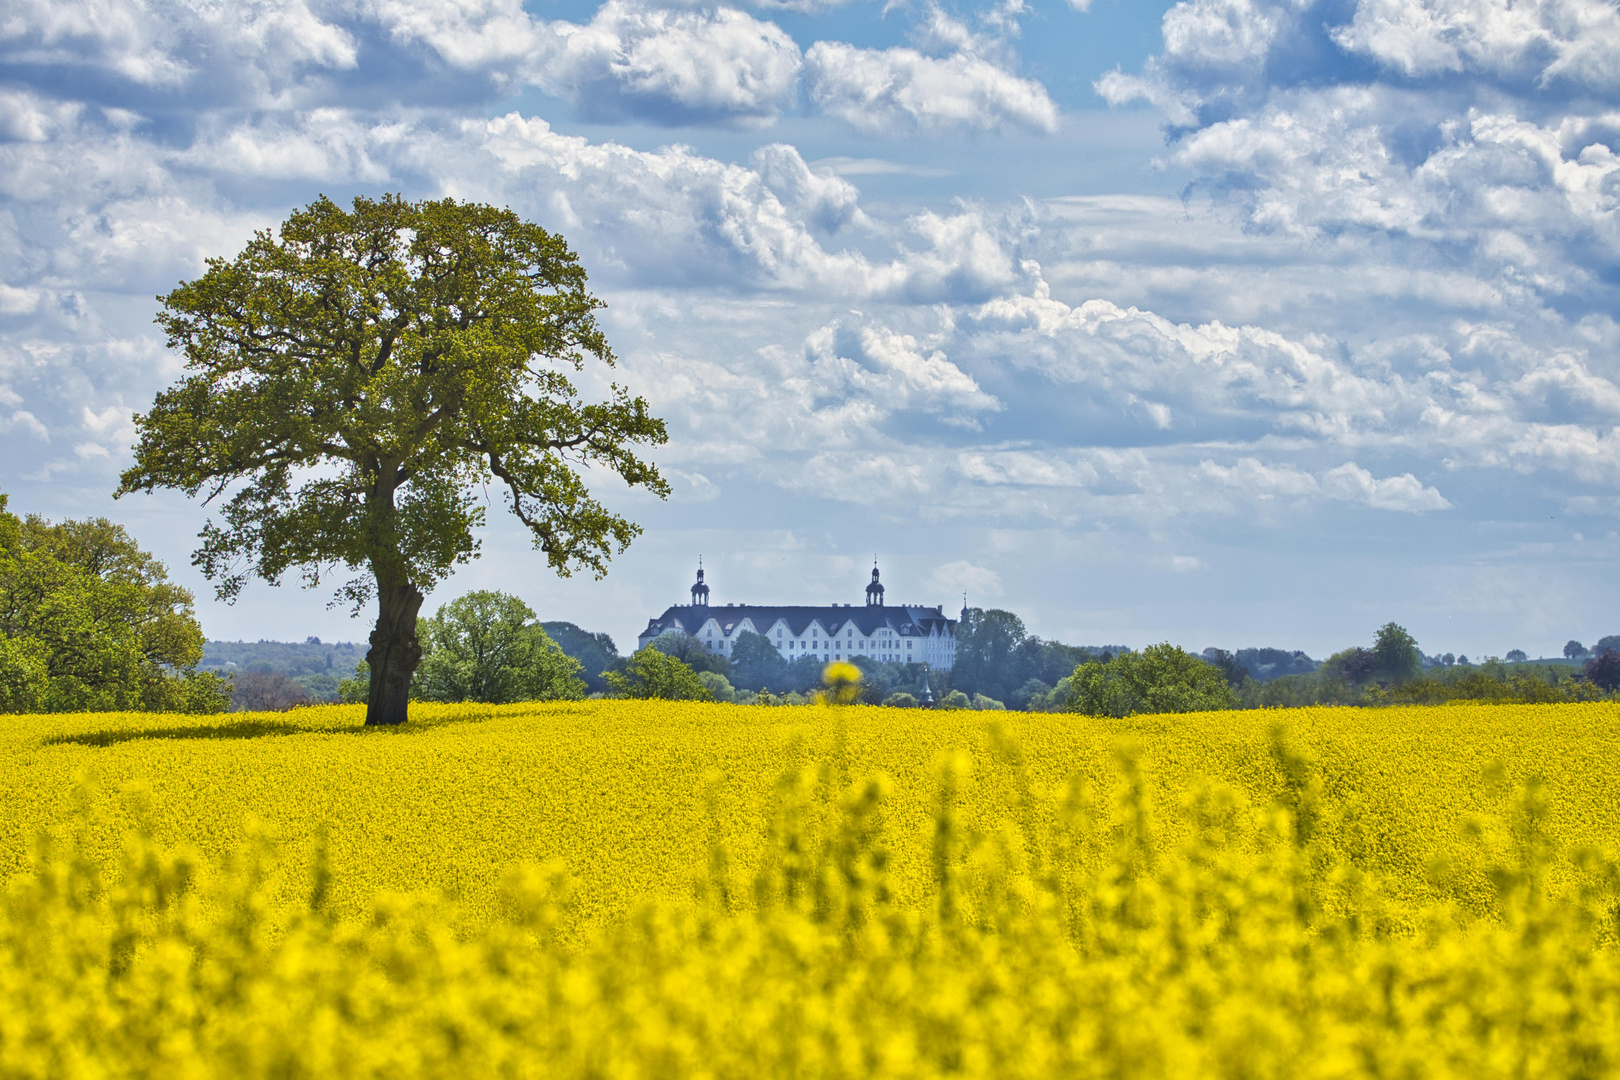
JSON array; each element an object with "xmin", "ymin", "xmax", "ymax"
[
  {"xmin": 539, "ymin": 621, "xmax": 619, "ymax": 694},
  {"xmin": 0, "ymin": 494, "xmax": 228, "ymax": 713},
  {"xmin": 953, "ymin": 607, "xmax": 1028, "ymax": 703},
  {"xmin": 604, "ymin": 647, "xmax": 712, "ymax": 701},
  {"xmin": 1067, "ymin": 643, "xmax": 1238, "ymax": 718},
  {"xmin": 1371, "ymin": 622, "xmax": 1422, "ymax": 685},
  {"xmin": 728, "ymin": 630, "xmax": 787, "ymax": 691},
  {"xmin": 647, "ymin": 631, "xmax": 732, "ymax": 677},
  {"xmin": 697, "ymin": 671, "xmax": 737, "ymax": 702},
  {"xmin": 412, "ymin": 590, "xmax": 584, "ymax": 703},
  {"xmin": 116, "ymin": 194, "xmax": 668, "ymax": 726}
]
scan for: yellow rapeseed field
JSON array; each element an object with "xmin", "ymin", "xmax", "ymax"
[{"xmin": 2, "ymin": 699, "xmax": 1619, "ymax": 1078}]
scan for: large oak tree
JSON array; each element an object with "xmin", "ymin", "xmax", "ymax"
[{"xmin": 117, "ymin": 194, "xmax": 668, "ymax": 725}]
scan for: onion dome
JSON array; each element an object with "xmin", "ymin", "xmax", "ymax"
[
  {"xmin": 691, "ymin": 562, "xmax": 710, "ymax": 606},
  {"xmin": 866, "ymin": 562, "xmax": 885, "ymax": 607}
]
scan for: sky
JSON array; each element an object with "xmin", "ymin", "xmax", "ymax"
[{"xmin": 3, "ymin": 0, "xmax": 1619, "ymax": 662}]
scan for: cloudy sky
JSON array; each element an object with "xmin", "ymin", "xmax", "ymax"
[{"xmin": 3, "ymin": 0, "xmax": 1619, "ymax": 660}]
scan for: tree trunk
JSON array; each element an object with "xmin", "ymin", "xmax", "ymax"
[{"xmin": 365, "ymin": 580, "xmax": 424, "ymax": 726}]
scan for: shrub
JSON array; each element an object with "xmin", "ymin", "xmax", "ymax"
[
  {"xmin": 1068, "ymin": 643, "xmax": 1238, "ymax": 717},
  {"xmin": 605, "ymin": 648, "xmax": 712, "ymax": 701}
]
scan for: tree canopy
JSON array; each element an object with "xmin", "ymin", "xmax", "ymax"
[
  {"xmin": 413, "ymin": 590, "xmax": 585, "ymax": 704},
  {"xmin": 1067, "ymin": 643, "xmax": 1238, "ymax": 718},
  {"xmin": 952, "ymin": 606, "xmax": 1099, "ymax": 707},
  {"xmin": 1371, "ymin": 622, "xmax": 1422, "ymax": 685},
  {"xmin": 0, "ymin": 494, "xmax": 228, "ymax": 713},
  {"xmin": 729, "ymin": 630, "xmax": 787, "ymax": 691},
  {"xmin": 539, "ymin": 621, "xmax": 620, "ymax": 694},
  {"xmin": 605, "ymin": 647, "xmax": 711, "ymax": 701},
  {"xmin": 116, "ymin": 194, "xmax": 667, "ymax": 725}
]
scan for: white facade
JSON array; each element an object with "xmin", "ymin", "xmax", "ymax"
[{"xmin": 638, "ymin": 565, "xmax": 959, "ymax": 670}]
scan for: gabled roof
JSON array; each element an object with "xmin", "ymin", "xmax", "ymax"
[{"xmin": 640, "ymin": 603, "xmax": 955, "ymax": 641}]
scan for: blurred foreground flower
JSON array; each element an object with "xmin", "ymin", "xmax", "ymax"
[{"xmin": 818, "ymin": 661, "xmax": 862, "ymax": 705}]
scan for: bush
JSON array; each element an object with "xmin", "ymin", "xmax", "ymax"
[
  {"xmin": 1068, "ymin": 643, "xmax": 1239, "ymax": 717},
  {"xmin": 882, "ymin": 692, "xmax": 919, "ymax": 708},
  {"xmin": 605, "ymin": 648, "xmax": 712, "ymax": 701},
  {"xmin": 697, "ymin": 671, "xmax": 737, "ymax": 703}
]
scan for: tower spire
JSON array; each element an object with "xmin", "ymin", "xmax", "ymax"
[{"xmin": 690, "ymin": 558, "xmax": 710, "ymax": 607}]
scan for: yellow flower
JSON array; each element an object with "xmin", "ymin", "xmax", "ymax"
[{"xmin": 818, "ymin": 660, "xmax": 862, "ymax": 705}]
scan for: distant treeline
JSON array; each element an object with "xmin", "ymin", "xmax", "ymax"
[{"xmin": 205, "ymin": 605, "xmax": 1620, "ymax": 713}]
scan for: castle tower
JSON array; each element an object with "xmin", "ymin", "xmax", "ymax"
[
  {"xmin": 866, "ymin": 560, "xmax": 885, "ymax": 607},
  {"xmin": 690, "ymin": 560, "xmax": 710, "ymax": 607}
]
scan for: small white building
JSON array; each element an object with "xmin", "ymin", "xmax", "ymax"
[{"xmin": 637, "ymin": 563, "xmax": 959, "ymax": 670}]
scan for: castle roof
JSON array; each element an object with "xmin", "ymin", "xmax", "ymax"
[{"xmin": 641, "ymin": 603, "xmax": 954, "ymax": 641}]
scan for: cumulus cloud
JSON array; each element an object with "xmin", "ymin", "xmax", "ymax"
[
  {"xmin": 4, "ymin": 0, "xmax": 1619, "ymax": 654},
  {"xmin": 1200, "ymin": 458, "xmax": 1450, "ymax": 512},
  {"xmin": 526, "ymin": 2, "xmax": 803, "ymax": 125},
  {"xmin": 801, "ymin": 321, "xmax": 1001, "ymax": 423},
  {"xmin": 1331, "ymin": 0, "xmax": 1620, "ymax": 86},
  {"xmin": 805, "ymin": 40, "xmax": 1058, "ymax": 134},
  {"xmin": 1099, "ymin": 0, "xmax": 1620, "ymax": 318},
  {"xmin": 0, "ymin": 0, "xmax": 357, "ymax": 99},
  {"xmin": 927, "ymin": 560, "xmax": 1004, "ymax": 599},
  {"xmin": 1319, "ymin": 462, "xmax": 1450, "ymax": 511}
]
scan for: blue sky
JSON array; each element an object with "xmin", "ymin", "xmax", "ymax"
[{"xmin": 3, "ymin": 0, "xmax": 1620, "ymax": 661}]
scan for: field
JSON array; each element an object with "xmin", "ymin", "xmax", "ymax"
[{"xmin": 3, "ymin": 700, "xmax": 1620, "ymax": 1078}]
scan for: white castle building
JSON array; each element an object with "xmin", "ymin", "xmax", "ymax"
[{"xmin": 637, "ymin": 563, "xmax": 959, "ymax": 670}]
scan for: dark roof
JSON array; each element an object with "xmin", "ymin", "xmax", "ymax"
[{"xmin": 641, "ymin": 603, "xmax": 955, "ymax": 640}]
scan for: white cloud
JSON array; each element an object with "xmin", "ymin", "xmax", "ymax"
[
  {"xmin": 1319, "ymin": 462, "xmax": 1451, "ymax": 511},
  {"xmin": 1098, "ymin": 0, "xmax": 1620, "ymax": 315},
  {"xmin": 0, "ymin": 0, "xmax": 357, "ymax": 97},
  {"xmin": 528, "ymin": 2, "xmax": 804, "ymax": 125},
  {"xmin": 0, "ymin": 90, "xmax": 82, "ymax": 142},
  {"xmin": 805, "ymin": 40, "xmax": 1058, "ymax": 134},
  {"xmin": 1331, "ymin": 0, "xmax": 1620, "ymax": 87},
  {"xmin": 750, "ymin": 144, "xmax": 864, "ymax": 233},
  {"xmin": 1200, "ymin": 457, "xmax": 1450, "ymax": 512},
  {"xmin": 801, "ymin": 321, "xmax": 1000, "ymax": 422},
  {"xmin": 927, "ymin": 559, "xmax": 1003, "ymax": 599},
  {"xmin": 0, "ymin": 410, "xmax": 47, "ymax": 439}
]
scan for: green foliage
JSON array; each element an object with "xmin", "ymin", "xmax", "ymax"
[
  {"xmin": 413, "ymin": 591, "xmax": 585, "ymax": 704},
  {"xmin": 647, "ymin": 631, "xmax": 732, "ymax": 677},
  {"xmin": 605, "ymin": 647, "xmax": 712, "ymax": 701},
  {"xmin": 539, "ymin": 621, "xmax": 619, "ymax": 694},
  {"xmin": 0, "ymin": 494, "xmax": 228, "ymax": 714},
  {"xmin": 938, "ymin": 690, "xmax": 971, "ymax": 710},
  {"xmin": 1067, "ymin": 642, "xmax": 1239, "ymax": 717},
  {"xmin": 115, "ymin": 193, "xmax": 668, "ymax": 725},
  {"xmin": 201, "ymin": 638, "xmax": 362, "ymax": 702},
  {"xmin": 697, "ymin": 671, "xmax": 738, "ymax": 703},
  {"xmin": 1372, "ymin": 621, "xmax": 1423, "ymax": 684},
  {"xmin": 728, "ymin": 630, "xmax": 787, "ymax": 691},
  {"xmin": 952, "ymin": 608, "xmax": 1027, "ymax": 702},
  {"xmin": 1370, "ymin": 665, "xmax": 1607, "ymax": 705},
  {"xmin": 881, "ymin": 692, "xmax": 919, "ymax": 708},
  {"xmin": 952, "ymin": 606, "xmax": 1105, "ymax": 704},
  {"xmin": 337, "ymin": 661, "xmax": 370, "ymax": 704}
]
